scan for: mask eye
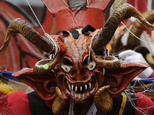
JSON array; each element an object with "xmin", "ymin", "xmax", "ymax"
[
  {"xmin": 87, "ymin": 61, "xmax": 96, "ymax": 70},
  {"xmin": 61, "ymin": 65, "xmax": 71, "ymax": 72}
]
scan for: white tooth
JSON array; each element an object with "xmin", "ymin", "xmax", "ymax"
[
  {"xmin": 71, "ymin": 92, "xmax": 74, "ymax": 96},
  {"xmin": 79, "ymin": 94, "xmax": 81, "ymax": 99},
  {"xmin": 90, "ymin": 88, "xmax": 95, "ymax": 94},
  {"xmin": 85, "ymin": 85, "xmax": 87, "ymax": 90},
  {"xmin": 75, "ymin": 86, "xmax": 77, "ymax": 92},
  {"xmin": 66, "ymin": 89, "xmax": 70, "ymax": 95},
  {"xmin": 87, "ymin": 92, "xmax": 89, "ymax": 96},
  {"xmin": 80, "ymin": 86, "xmax": 82, "ymax": 91},
  {"xmin": 75, "ymin": 94, "xmax": 77, "ymax": 98},
  {"xmin": 71, "ymin": 85, "xmax": 74, "ymax": 91},
  {"xmin": 89, "ymin": 83, "xmax": 91, "ymax": 89},
  {"xmin": 69, "ymin": 85, "xmax": 71, "ymax": 90},
  {"xmin": 82, "ymin": 93, "xmax": 85, "ymax": 98}
]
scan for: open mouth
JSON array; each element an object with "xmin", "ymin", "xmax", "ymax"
[{"xmin": 65, "ymin": 77, "xmax": 98, "ymax": 101}]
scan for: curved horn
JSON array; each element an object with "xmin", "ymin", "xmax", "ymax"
[
  {"xmin": 0, "ymin": 18, "xmax": 55, "ymax": 54},
  {"xmin": 127, "ymin": 10, "xmax": 154, "ymax": 48},
  {"xmin": 92, "ymin": 3, "xmax": 154, "ymax": 51},
  {"xmin": 94, "ymin": 85, "xmax": 113, "ymax": 114},
  {"xmin": 91, "ymin": 49, "xmax": 120, "ymax": 68},
  {"xmin": 33, "ymin": 52, "xmax": 61, "ymax": 74}
]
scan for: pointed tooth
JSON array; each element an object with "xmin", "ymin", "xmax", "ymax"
[
  {"xmin": 87, "ymin": 92, "xmax": 89, "ymax": 96},
  {"xmin": 89, "ymin": 83, "xmax": 91, "ymax": 89},
  {"xmin": 75, "ymin": 86, "xmax": 77, "ymax": 92},
  {"xmin": 66, "ymin": 89, "xmax": 70, "ymax": 95},
  {"xmin": 68, "ymin": 85, "xmax": 71, "ymax": 90},
  {"xmin": 79, "ymin": 94, "xmax": 81, "ymax": 99},
  {"xmin": 75, "ymin": 94, "xmax": 77, "ymax": 98},
  {"xmin": 82, "ymin": 93, "xmax": 85, "ymax": 98},
  {"xmin": 71, "ymin": 92, "xmax": 74, "ymax": 96},
  {"xmin": 80, "ymin": 86, "xmax": 82, "ymax": 91},
  {"xmin": 90, "ymin": 88, "xmax": 95, "ymax": 94},
  {"xmin": 85, "ymin": 85, "xmax": 87, "ymax": 90}
]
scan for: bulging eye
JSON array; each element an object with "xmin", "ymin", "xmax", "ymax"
[
  {"xmin": 61, "ymin": 65, "xmax": 71, "ymax": 72},
  {"xmin": 87, "ymin": 61, "xmax": 96, "ymax": 70}
]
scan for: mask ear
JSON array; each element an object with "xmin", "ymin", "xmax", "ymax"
[
  {"xmin": 12, "ymin": 68, "xmax": 57, "ymax": 101},
  {"xmin": 104, "ymin": 62, "xmax": 149, "ymax": 96}
]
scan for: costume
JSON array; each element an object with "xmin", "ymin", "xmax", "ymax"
[
  {"xmin": 0, "ymin": 1, "xmax": 154, "ymax": 115},
  {"xmin": 0, "ymin": 91, "xmax": 153, "ymax": 115}
]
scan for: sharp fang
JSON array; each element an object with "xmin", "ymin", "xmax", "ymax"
[
  {"xmin": 69, "ymin": 85, "xmax": 71, "ymax": 90},
  {"xmin": 90, "ymin": 88, "xmax": 95, "ymax": 94},
  {"xmin": 66, "ymin": 89, "xmax": 71, "ymax": 95},
  {"xmin": 75, "ymin": 86, "xmax": 77, "ymax": 92},
  {"xmin": 85, "ymin": 85, "xmax": 87, "ymax": 90},
  {"xmin": 80, "ymin": 86, "xmax": 82, "ymax": 91},
  {"xmin": 89, "ymin": 83, "xmax": 91, "ymax": 89}
]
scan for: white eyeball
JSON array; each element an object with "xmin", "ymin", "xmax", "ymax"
[
  {"xmin": 87, "ymin": 61, "xmax": 96, "ymax": 70},
  {"xmin": 61, "ymin": 65, "xmax": 71, "ymax": 72}
]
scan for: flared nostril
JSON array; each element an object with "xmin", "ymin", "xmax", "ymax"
[
  {"xmin": 81, "ymin": 69, "xmax": 89, "ymax": 76},
  {"xmin": 69, "ymin": 68, "xmax": 90, "ymax": 81},
  {"xmin": 81, "ymin": 70, "xmax": 85, "ymax": 76}
]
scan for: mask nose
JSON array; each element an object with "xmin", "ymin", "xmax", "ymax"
[{"xmin": 70, "ymin": 67, "xmax": 89, "ymax": 81}]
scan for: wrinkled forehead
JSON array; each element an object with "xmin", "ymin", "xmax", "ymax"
[
  {"xmin": 55, "ymin": 27, "xmax": 101, "ymax": 60},
  {"xmin": 63, "ymin": 33, "xmax": 94, "ymax": 60}
]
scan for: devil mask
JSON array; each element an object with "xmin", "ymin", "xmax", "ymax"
[{"xmin": 0, "ymin": 3, "xmax": 153, "ymax": 115}]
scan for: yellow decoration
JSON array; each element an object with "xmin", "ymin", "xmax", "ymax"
[
  {"xmin": 0, "ymin": 81, "xmax": 18, "ymax": 94},
  {"xmin": 107, "ymin": 44, "xmax": 112, "ymax": 52},
  {"xmin": 119, "ymin": 93, "xmax": 127, "ymax": 115},
  {"xmin": 147, "ymin": 92, "xmax": 154, "ymax": 99}
]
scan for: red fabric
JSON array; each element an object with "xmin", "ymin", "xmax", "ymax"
[
  {"xmin": 7, "ymin": 91, "xmax": 31, "ymax": 115},
  {"xmin": 0, "ymin": 92, "xmax": 11, "ymax": 115},
  {"xmin": 135, "ymin": 94, "xmax": 154, "ymax": 115}
]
